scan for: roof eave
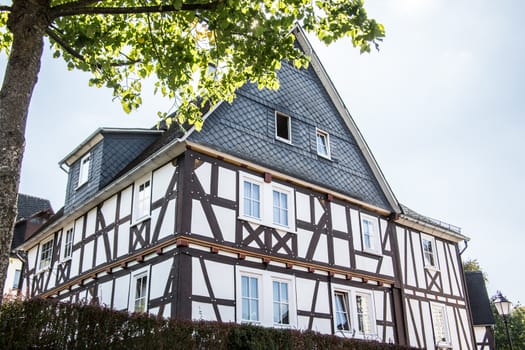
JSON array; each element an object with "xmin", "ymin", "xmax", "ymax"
[{"xmin": 396, "ymin": 214, "xmax": 470, "ymax": 243}]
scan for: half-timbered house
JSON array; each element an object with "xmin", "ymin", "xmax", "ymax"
[{"xmin": 20, "ymin": 27, "xmax": 477, "ymax": 349}]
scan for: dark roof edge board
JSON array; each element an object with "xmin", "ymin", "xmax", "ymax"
[
  {"xmin": 59, "ymin": 127, "xmax": 164, "ymax": 167},
  {"xmin": 292, "ymin": 26, "xmax": 400, "ymax": 214},
  {"xmin": 21, "ymin": 103, "xmax": 223, "ymax": 250}
]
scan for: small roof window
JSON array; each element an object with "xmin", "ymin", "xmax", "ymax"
[{"xmin": 275, "ymin": 112, "xmax": 291, "ymax": 143}]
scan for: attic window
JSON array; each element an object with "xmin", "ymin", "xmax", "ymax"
[
  {"xmin": 316, "ymin": 129, "xmax": 330, "ymax": 159},
  {"xmin": 275, "ymin": 112, "xmax": 291, "ymax": 143},
  {"xmin": 77, "ymin": 153, "xmax": 91, "ymax": 188}
]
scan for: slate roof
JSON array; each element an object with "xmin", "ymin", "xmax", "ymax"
[
  {"xmin": 465, "ymin": 271, "xmax": 495, "ymax": 326},
  {"xmin": 16, "ymin": 194, "xmax": 53, "ymax": 221},
  {"xmin": 400, "ymin": 204, "xmax": 462, "ymax": 235},
  {"xmin": 189, "ymin": 61, "xmax": 392, "ymax": 210}
]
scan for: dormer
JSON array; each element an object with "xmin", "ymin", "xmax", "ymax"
[{"xmin": 60, "ymin": 128, "xmax": 163, "ymax": 214}]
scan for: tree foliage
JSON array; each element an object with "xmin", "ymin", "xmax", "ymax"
[
  {"xmin": 1, "ymin": 0, "xmax": 384, "ymax": 129},
  {"xmin": 0, "ymin": 0, "xmax": 384, "ymax": 300},
  {"xmin": 462, "ymin": 258, "xmax": 488, "ymax": 282},
  {"xmin": 493, "ymin": 305, "xmax": 525, "ymax": 350}
]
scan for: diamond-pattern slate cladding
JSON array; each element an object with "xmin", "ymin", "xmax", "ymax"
[
  {"xmin": 100, "ymin": 133, "xmax": 159, "ymax": 188},
  {"xmin": 64, "ymin": 132, "xmax": 159, "ymax": 214},
  {"xmin": 189, "ymin": 61, "xmax": 391, "ymax": 210}
]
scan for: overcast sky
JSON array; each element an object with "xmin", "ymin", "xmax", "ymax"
[{"xmin": 5, "ymin": 0, "xmax": 524, "ymax": 305}]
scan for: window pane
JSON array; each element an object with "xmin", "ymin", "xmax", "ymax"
[
  {"xmin": 317, "ymin": 133, "xmax": 328, "ymax": 156},
  {"xmin": 281, "ymin": 283, "xmax": 288, "ymax": 302},
  {"xmin": 250, "ymin": 278, "xmax": 258, "ymax": 298},
  {"xmin": 242, "ymin": 276, "xmax": 249, "ymax": 298},
  {"xmin": 273, "ymin": 302, "xmax": 280, "ymax": 323},
  {"xmin": 250, "ymin": 300, "xmax": 259, "ymax": 320},
  {"xmin": 276, "ymin": 114, "xmax": 290, "ymax": 140},
  {"xmin": 242, "ymin": 299, "xmax": 250, "ymax": 320},
  {"xmin": 273, "ymin": 281, "xmax": 279, "ymax": 302}
]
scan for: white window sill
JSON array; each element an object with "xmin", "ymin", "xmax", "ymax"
[
  {"xmin": 60, "ymin": 257, "xmax": 72, "ymax": 264},
  {"xmin": 317, "ymin": 153, "xmax": 332, "ymax": 160},
  {"xmin": 37, "ymin": 266, "xmax": 51, "ymax": 274},
  {"xmin": 238, "ymin": 215, "xmax": 296, "ymax": 234},
  {"xmin": 275, "ymin": 136, "xmax": 292, "ymax": 144},
  {"xmin": 131, "ymin": 215, "xmax": 151, "ymax": 226},
  {"xmin": 363, "ymin": 248, "xmax": 382, "ymax": 256},
  {"xmin": 75, "ymin": 181, "xmax": 88, "ymax": 191},
  {"xmin": 424, "ymin": 265, "xmax": 440, "ymax": 272}
]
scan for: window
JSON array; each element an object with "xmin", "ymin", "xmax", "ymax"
[
  {"xmin": 334, "ymin": 292, "xmax": 351, "ymax": 331},
  {"xmin": 63, "ymin": 228, "xmax": 74, "ymax": 259},
  {"xmin": 133, "ymin": 273, "xmax": 148, "ymax": 313},
  {"xmin": 239, "ymin": 172, "xmax": 295, "ymax": 231},
  {"xmin": 77, "ymin": 153, "xmax": 91, "ymax": 187},
  {"xmin": 356, "ymin": 294, "xmax": 374, "ymax": 335},
  {"xmin": 361, "ymin": 214, "xmax": 380, "ymax": 254},
  {"xmin": 12, "ymin": 269, "xmax": 21, "ymax": 289},
  {"xmin": 39, "ymin": 239, "xmax": 53, "ymax": 270},
  {"xmin": 316, "ymin": 129, "xmax": 330, "ymax": 158},
  {"xmin": 272, "ymin": 190, "xmax": 288, "ymax": 226},
  {"xmin": 275, "ymin": 112, "xmax": 291, "ymax": 143},
  {"xmin": 422, "ymin": 235, "xmax": 438, "ymax": 268},
  {"xmin": 133, "ymin": 175, "xmax": 152, "ymax": 222},
  {"xmin": 243, "ymin": 181, "xmax": 261, "ymax": 219},
  {"xmin": 236, "ymin": 267, "xmax": 296, "ymax": 327},
  {"xmin": 431, "ymin": 304, "xmax": 450, "ymax": 346},
  {"xmin": 241, "ymin": 276, "xmax": 260, "ymax": 322},
  {"xmin": 273, "ymin": 281, "xmax": 289, "ymax": 325}
]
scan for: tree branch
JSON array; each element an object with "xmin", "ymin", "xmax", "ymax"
[
  {"xmin": 46, "ymin": 27, "xmax": 85, "ymax": 62},
  {"xmin": 51, "ymin": 1, "xmax": 224, "ymax": 19},
  {"xmin": 0, "ymin": 6, "xmax": 12, "ymax": 12},
  {"xmin": 46, "ymin": 28, "xmax": 141, "ymax": 67}
]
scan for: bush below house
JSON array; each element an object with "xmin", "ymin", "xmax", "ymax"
[{"xmin": 0, "ymin": 298, "xmax": 415, "ymax": 349}]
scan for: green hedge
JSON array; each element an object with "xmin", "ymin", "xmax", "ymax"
[{"xmin": 0, "ymin": 299, "xmax": 415, "ymax": 350}]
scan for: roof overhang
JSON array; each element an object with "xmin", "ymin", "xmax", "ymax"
[{"xmin": 59, "ymin": 128, "xmax": 164, "ymax": 167}]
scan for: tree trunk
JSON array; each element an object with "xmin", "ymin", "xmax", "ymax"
[{"xmin": 0, "ymin": 0, "xmax": 50, "ymax": 302}]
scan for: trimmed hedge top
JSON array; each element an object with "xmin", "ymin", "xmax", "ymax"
[{"xmin": 0, "ymin": 299, "xmax": 417, "ymax": 350}]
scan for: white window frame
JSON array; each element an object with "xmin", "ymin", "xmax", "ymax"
[
  {"xmin": 272, "ymin": 279, "xmax": 290, "ymax": 326},
  {"xmin": 421, "ymin": 234, "xmax": 439, "ymax": 270},
  {"xmin": 275, "ymin": 112, "xmax": 291, "ymax": 144},
  {"xmin": 240, "ymin": 274, "xmax": 261, "ymax": 323},
  {"xmin": 332, "ymin": 287, "xmax": 377, "ymax": 339},
  {"xmin": 334, "ymin": 291, "xmax": 351, "ymax": 332},
  {"xmin": 316, "ymin": 128, "xmax": 331, "ymax": 159},
  {"xmin": 77, "ymin": 153, "xmax": 91, "ymax": 188},
  {"xmin": 360, "ymin": 213, "xmax": 381, "ymax": 255},
  {"xmin": 12, "ymin": 269, "xmax": 21, "ymax": 289},
  {"xmin": 272, "ymin": 188, "xmax": 289, "ymax": 227},
  {"xmin": 431, "ymin": 303, "xmax": 451, "ymax": 347},
  {"xmin": 242, "ymin": 179, "xmax": 262, "ymax": 221},
  {"xmin": 129, "ymin": 268, "xmax": 150, "ymax": 313},
  {"xmin": 62, "ymin": 227, "xmax": 74, "ymax": 260},
  {"xmin": 133, "ymin": 174, "xmax": 152, "ymax": 224},
  {"xmin": 355, "ymin": 292, "xmax": 376, "ymax": 336},
  {"xmin": 39, "ymin": 237, "xmax": 54, "ymax": 271},
  {"xmin": 238, "ymin": 172, "xmax": 296, "ymax": 232},
  {"xmin": 236, "ymin": 266, "xmax": 296, "ymax": 328}
]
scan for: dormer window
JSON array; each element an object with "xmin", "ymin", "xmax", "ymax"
[
  {"xmin": 275, "ymin": 112, "xmax": 291, "ymax": 143},
  {"xmin": 77, "ymin": 153, "xmax": 91, "ymax": 188},
  {"xmin": 316, "ymin": 129, "xmax": 330, "ymax": 159}
]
